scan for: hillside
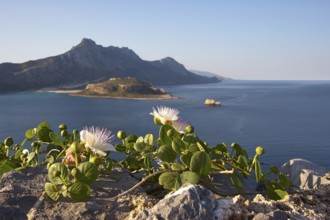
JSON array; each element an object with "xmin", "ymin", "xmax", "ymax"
[
  {"xmin": 72, "ymin": 77, "xmax": 173, "ymax": 100},
  {"xmin": 0, "ymin": 38, "xmax": 220, "ymax": 93}
]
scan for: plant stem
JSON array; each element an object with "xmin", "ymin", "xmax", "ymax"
[{"xmin": 106, "ymin": 169, "xmax": 173, "ymax": 201}]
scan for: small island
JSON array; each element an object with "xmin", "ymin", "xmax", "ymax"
[
  {"xmin": 204, "ymin": 98, "xmax": 221, "ymax": 106},
  {"xmin": 70, "ymin": 77, "xmax": 174, "ymax": 100}
]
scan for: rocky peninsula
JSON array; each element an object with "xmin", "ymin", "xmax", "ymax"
[{"xmin": 70, "ymin": 77, "xmax": 174, "ymax": 100}]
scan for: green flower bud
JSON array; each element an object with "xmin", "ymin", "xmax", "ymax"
[
  {"xmin": 89, "ymin": 155, "xmax": 102, "ymax": 165},
  {"xmin": 31, "ymin": 141, "xmax": 39, "ymax": 148},
  {"xmin": 59, "ymin": 123, "xmax": 67, "ymax": 130},
  {"xmin": 117, "ymin": 130, "xmax": 127, "ymax": 139},
  {"xmin": 185, "ymin": 125, "xmax": 194, "ymax": 133},
  {"xmin": 61, "ymin": 130, "xmax": 68, "ymax": 137},
  {"xmin": 166, "ymin": 129, "xmax": 174, "ymax": 137},
  {"xmin": 162, "ymin": 119, "xmax": 172, "ymax": 125},
  {"xmin": 4, "ymin": 137, "xmax": 14, "ymax": 146},
  {"xmin": 73, "ymin": 129, "xmax": 79, "ymax": 135},
  {"xmin": 154, "ymin": 117, "xmax": 162, "ymax": 125},
  {"xmin": 70, "ymin": 141, "xmax": 82, "ymax": 154},
  {"xmin": 256, "ymin": 146, "xmax": 265, "ymax": 156}
]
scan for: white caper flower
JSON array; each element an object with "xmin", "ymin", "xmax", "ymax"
[
  {"xmin": 150, "ymin": 106, "xmax": 180, "ymax": 125},
  {"xmin": 80, "ymin": 126, "xmax": 115, "ymax": 156}
]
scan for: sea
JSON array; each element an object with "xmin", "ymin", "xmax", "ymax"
[{"xmin": 0, "ymin": 80, "xmax": 329, "ymax": 169}]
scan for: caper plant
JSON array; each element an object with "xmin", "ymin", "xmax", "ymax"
[{"xmin": 116, "ymin": 106, "xmax": 289, "ymax": 200}]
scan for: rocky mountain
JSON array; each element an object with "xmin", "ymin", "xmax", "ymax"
[
  {"xmin": 189, "ymin": 69, "xmax": 232, "ymax": 80},
  {"xmin": 0, "ymin": 38, "xmax": 220, "ymax": 92}
]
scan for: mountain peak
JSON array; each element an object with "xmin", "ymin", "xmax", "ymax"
[{"xmin": 80, "ymin": 38, "xmax": 96, "ymax": 46}]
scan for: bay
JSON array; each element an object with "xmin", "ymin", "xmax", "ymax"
[{"xmin": 0, "ymin": 80, "xmax": 329, "ymax": 169}]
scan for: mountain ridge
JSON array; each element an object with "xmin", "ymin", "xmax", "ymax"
[{"xmin": 0, "ymin": 38, "xmax": 220, "ymax": 92}]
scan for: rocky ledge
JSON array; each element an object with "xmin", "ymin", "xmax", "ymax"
[
  {"xmin": 0, "ymin": 158, "xmax": 329, "ymax": 220},
  {"xmin": 71, "ymin": 77, "xmax": 174, "ymax": 100}
]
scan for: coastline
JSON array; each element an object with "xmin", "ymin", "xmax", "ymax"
[
  {"xmin": 44, "ymin": 89, "xmax": 175, "ymax": 100},
  {"xmin": 69, "ymin": 93, "xmax": 175, "ymax": 100}
]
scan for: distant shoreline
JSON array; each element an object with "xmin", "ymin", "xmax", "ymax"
[{"xmin": 45, "ymin": 89, "xmax": 175, "ymax": 100}]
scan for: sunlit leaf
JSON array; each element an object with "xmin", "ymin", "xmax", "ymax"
[
  {"xmin": 77, "ymin": 162, "xmax": 98, "ymax": 184},
  {"xmin": 48, "ymin": 163, "xmax": 70, "ymax": 185},
  {"xmin": 190, "ymin": 151, "xmax": 211, "ymax": 177},
  {"xmin": 45, "ymin": 182, "xmax": 60, "ymax": 201},
  {"xmin": 158, "ymin": 145, "xmax": 177, "ymax": 163},
  {"xmin": 159, "ymin": 172, "xmax": 180, "ymax": 191},
  {"xmin": 69, "ymin": 182, "xmax": 91, "ymax": 202},
  {"xmin": 49, "ymin": 132, "xmax": 64, "ymax": 147},
  {"xmin": 25, "ymin": 128, "xmax": 36, "ymax": 139}
]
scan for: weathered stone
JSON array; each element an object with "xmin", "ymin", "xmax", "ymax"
[
  {"xmin": 134, "ymin": 184, "xmax": 215, "ymax": 220},
  {"xmin": 280, "ymin": 158, "xmax": 330, "ymax": 189}
]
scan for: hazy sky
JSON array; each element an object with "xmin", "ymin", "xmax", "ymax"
[{"xmin": 1, "ymin": 0, "xmax": 329, "ymax": 80}]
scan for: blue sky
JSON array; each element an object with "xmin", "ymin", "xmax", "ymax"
[{"xmin": 0, "ymin": 0, "xmax": 329, "ymax": 80}]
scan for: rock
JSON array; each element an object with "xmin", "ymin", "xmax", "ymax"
[
  {"xmin": 204, "ymin": 98, "xmax": 221, "ymax": 106},
  {"xmin": 0, "ymin": 165, "xmax": 157, "ymax": 220},
  {"xmin": 280, "ymin": 158, "xmax": 330, "ymax": 189},
  {"xmin": 134, "ymin": 184, "xmax": 215, "ymax": 220},
  {"xmin": 213, "ymin": 195, "xmax": 248, "ymax": 220}
]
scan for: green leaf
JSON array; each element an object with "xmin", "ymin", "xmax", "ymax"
[
  {"xmin": 158, "ymin": 145, "xmax": 177, "ymax": 163},
  {"xmin": 125, "ymin": 134, "xmax": 137, "ymax": 143},
  {"xmin": 266, "ymin": 182, "xmax": 289, "ymax": 200},
  {"xmin": 25, "ymin": 128, "xmax": 36, "ymax": 139},
  {"xmin": 0, "ymin": 159, "xmax": 18, "ymax": 176},
  {"xmin": 180, "ymin": 153, "xmax": 192, "ymax": 167},
  {"xmin": 134, "ymin": 142, "xmax": 146, "ymax": 152},
  {"xmin": 114, "ymin": 144, "xmax": 126, "ymax": 152},
  {"xmin": 69, "ymin": 182, "xmax": 91, "ymax": 202},
  {"xmin": 183, "ymin": 133, "xmax": 199, "ymax": 144},
  {"xmin": 37, "ymin": 127, "xmax": 53, "ymax": 143},
  {"xmin": 231, "ymin": 143, "xmax": 248, "ymax": 159},
  {"xmin": 144, "ymin": 134, "xmax": 154, "ymax": 145},
  {"xmin": 45, "ymin": 182, "xmax": 60, "ymax": 201},
  {"xmin": 37, "ymin": 121, "xmax": 50, "ymax": 130},
  {"xmin": 144, "ymin": 155, "xmax": 151, "ymax": 169},
  {"xmin": 212, "ymin": 143, "xmax": 228, "ymax": 154},
  {"xmin": 14, "ymin": 148, "xmax": 23, "ymax": 160},
  {"xmin": 187, "ymin": 144, "xmax": 199, "ymax": 153},
  {"xmin": 255, "ymin": 160, "xmax": 263, "ymax": 183},
  {"xmin": 279, "ymin": 174, "xmax": 290, "ymax": 187},
  {"xmin": 237, "ymin": 155, "xmax": 249, "ymax": 169},
  {"xmin": 49, "ymin": 132, "xmax": 64, "ymax": 147},
  {"xmin": 159, "ymin": 172, "xmax": 180, "ymax": 191},
  {"xmin": 172, "ymin": 138, "xmax": 186, "ymax": 153},
  {"xmin": 179, "ymin": 171, "xmax": 200, "ymax": 185},
  {"xmin": 26, "ymin": 152, "xmax": 36, "ymax": 163},
  {"xmin": 48, "ymin": 163, "xmax": 70, "ymax": 185},
  {"xmin": 159, "ymin": 125, "xmax": 173, "ymax": 146},
  {"xmin": 230, "ymin": 174, "xmax": 244, "ymax": 194},
  {"xmin": 171, "ymin": 162, "xmax": 186, "ymax": 171},
  {"xmin": 77, "ymin": 162, "xmax": 99, "ymax": 184},
  {"xmin": 190, "ymin": 151, "xmax": 211, "ymax": 177}
]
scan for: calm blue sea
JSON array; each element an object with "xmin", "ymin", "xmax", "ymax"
[{"xmin": 0, "ymin": 80, "xmax": 329, "ymax": 169}]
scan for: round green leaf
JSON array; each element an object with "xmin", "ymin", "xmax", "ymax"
[
  {"xmin": 134, "ymin": 142, "xmax": 146, "ymax": 152},
  {"xmin": 158, "ymin": 145, "xmax": 177, "ymax": 163},
  {"xmin": 25, "ymin": 128, "xmax": 36, "ymax": 139},
  {"xmin": 48, "ymin": 163, "xmax": 70, "ymax": 185},
  {"xmin": 159, "ymin": 172, "xmax": 180, "ymax": 191},
  {"xmin": 190, "ymin": 151, "xmax": 211, "ymax": 177},
  {"xmin": 172, "ymin": 138, "xmax": 186, "ymax": 153},
  {"xmin": 37, "ymin": 127, "xmax": 53, "ymax": 143},
  {"xmin": 49, "ymin": 132, "xmax": 64, "ymax": 147},
  {"xmin": 69, "ymin": 182, "xmax": 91, "ymax": 202},
  {"xmin": 45, "ymin": 182, "xmax": 60, "ymax": 201},
  {"xmin": 171, "ymin": 162, "xmax": 186, "ymax": 171},
  {"xmin": 179, "ymin": 171, "xmax": 200, "ymax": 185},
  {"xmin": 77, "ymin": 162, "xmax": 98, "ymax": 184},
  {"xmin": 37, "ymin": 122, "xmax": 50, "ymax": 131}
]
